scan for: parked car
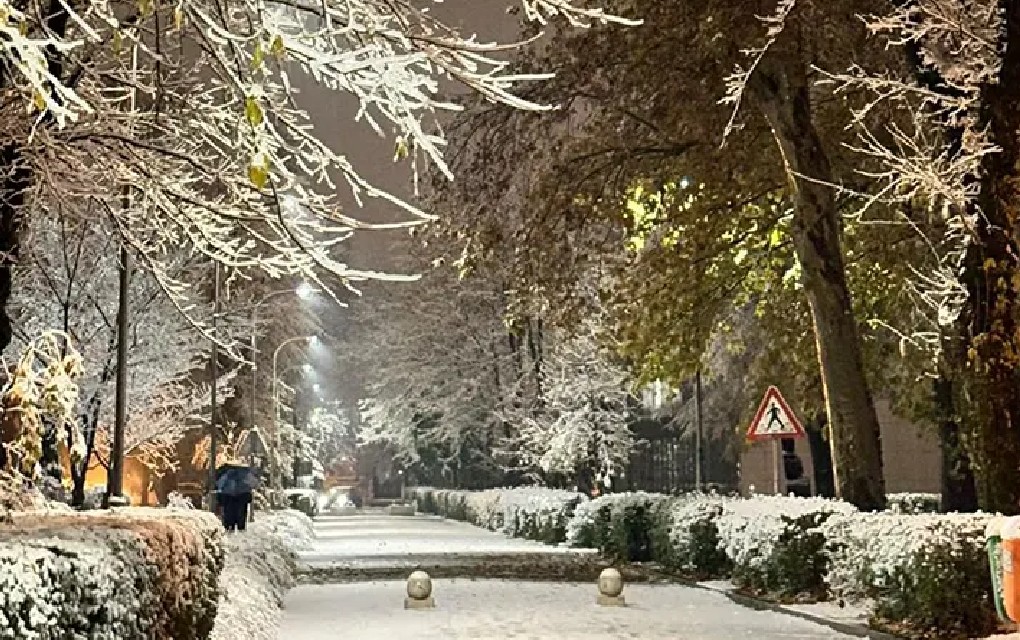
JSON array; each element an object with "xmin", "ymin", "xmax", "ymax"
[{"xmin": 283, "ymin": 488, "xmax": 319, "ymax": 518}]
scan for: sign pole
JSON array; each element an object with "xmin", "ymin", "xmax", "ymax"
[{"xmin": 772, "ymin": 440, "xmax": 781, "ymax": 495}]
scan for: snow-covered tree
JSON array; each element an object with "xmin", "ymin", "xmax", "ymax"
[
  {"xmin": 0, "ymin": 0, "xmax": 635, "ymax": 358},
  {"xmin": 301, "ymin": 403, "xmax": 353, "ymax": 468},
  {"xmin": 0, "ymin": 331, "xmax": 83, "ymax": 480},
  {"xmin": 498, "ymin": 321, "xmax": 635, "ymax": 487},
  {"xmin": 346, "ymin": 228, "xmax": 637, "ymax": 487},
  {"xmin": 8, "ymin": 212, "xmax": 220, "ymax": 502}
]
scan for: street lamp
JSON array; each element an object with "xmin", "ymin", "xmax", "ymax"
[
  {"xmin": 271, "ymin": 334, "xmax": 317, "ymax": 489},
  {"xmin": 249, "ymin": 284, "xmax": 316, "ymax": 439}
]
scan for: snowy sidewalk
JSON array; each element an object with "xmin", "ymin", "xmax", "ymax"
[
  {"xmin": 297, "ymin": 514, "xmax": 594, "ymax": 573},
  {"xmin": 280, "ymin": 580, "xmax": 860, "ymax": 639},
  {"xmin": 279, "ymin": 513, "xmax": 868, "ymax": 638}
]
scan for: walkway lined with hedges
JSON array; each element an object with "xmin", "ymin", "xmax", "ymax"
[
  {"xmin": 407, "ymin": 487, "xmax": 1005, "ymax": 639},
  {"xmin": 298, "ymin": 513, "xmax": 581, "ymax": 569},
  {"xmin": 279, "ymin": 511, "xmax": 860, "ymax": 639}
]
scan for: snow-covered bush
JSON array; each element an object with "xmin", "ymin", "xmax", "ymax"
[
  {"xmin": 168, "ymin": 491, "xmax": 197, "ymax": 509},
  {"xmin": 652, "ymin": 494, "xmax": 733, "ymax": 578},
  {"xmin": 715, "ymin": 495, "xmax": 857, "ymax": 599},
  {"xmin": 210, "ymin": 510, "xmax": 312, "ymax": 640},
  {"xmin": 886, "ymin": 493, "xmax": 941, "ymax": 514},
  {"xmin": 565, "ymin": 492, "xmax": 669, "ymax": 560},
  {"xmin": 409, "ymin": 486, "xmax": 585, "ymax": 543},
  {"xmin": 822, "ymin": 512, "xmax": 996, "ymax": 637},
  {"xmin": 250, "ymin": 509, "xmax": 315, "ymax": 553},
  {"xmin": 1, "ymin": 507, "xmax": 224, "ymax": 640}
]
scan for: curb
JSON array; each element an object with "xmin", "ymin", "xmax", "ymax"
[
  {"xmin": 295, "ymin": 554, "xmax": 664, "ymax": 585},
  {"xmin": 694, "ymin": 583, "xmax": 896, "ymax": 640}
]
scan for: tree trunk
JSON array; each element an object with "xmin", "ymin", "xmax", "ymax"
[
  {"xmin": 751, "ymin": 54, "xmax": 886, "ymax": 510},
  {"xmin": 959, "ymin": 0, "xmax": 1020, "ymax": 514},
  {"xmin": 933, "ymin": 375, "xmax": 977, "ymax": 512},
  {"xmin": 806, "ymin": 414, "xmax": 836, "ymax": 498},
  {"xmin": 0, "ymin": 144, "xmax": 28, "ymax": 353}
]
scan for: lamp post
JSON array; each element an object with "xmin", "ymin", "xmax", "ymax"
[
  {"xmin": 207, "ymin": 261, "xmax": 221, "ymax": 513},
  {"xmin": 249, "ymin": 283, "xmax": 315, "ymax": 438},
  {"xmin": 106, "ymin": 244, "xmax": 131, "ymax": 509},
  {"xmin": 271, "ymin": 334, "xmax": 317, "ymax": 489}
]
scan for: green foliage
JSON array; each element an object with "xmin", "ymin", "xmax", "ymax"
[
  {"xmin": 867, "ymin": 539, "xmax": 996, "ymax": 638},
  {"xmin": 650, "ymin": 497, "xmax": 731, "ymax": 579},
  {"xmin": 730, "ymin": 512, "xmax": 833, "ymax": 599}
]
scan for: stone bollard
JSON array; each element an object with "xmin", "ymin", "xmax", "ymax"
[
  {"xmin": 596, "ymin": 568, "xmax": 626, "ymax": 607},
  {"xmin": 405, "ymin": 570, "xmax": 436, "ymax": 609}
]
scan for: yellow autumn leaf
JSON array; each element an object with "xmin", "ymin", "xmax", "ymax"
[
  {"xmin": 138, "ymin": 0, "xmax": 153, "ymax": 17},
  {"xmin": 244, "ymin": 96, "xmax": 263, "ymax": 127},
  {"xmin": 31, "ymin": 91, "xmax": 46, "ymax": 112},
  {"xmin": 270, "ymin": 34, "xmax": 285, "ymax": 58},
  {"xmin": 248, "ymin": 160, "xmax": 269, "ymax": 190},
  {"xmin": 393, "ymin": 136, "xmax": 409, "ymax": 162},
  {"xmin": 174, "ymin": 6, "xmax": 184, "ymax": 29},
  {"xmin": 112, "ymin": 29, "xmax": 123, "ymax": 53},
  {"xmin": 984, "ymin": 257, "xmax": 997, "ymax": 272},
  {"xmin": 252, "ymin": 42, "xmax": 265, "ymax": 70}
]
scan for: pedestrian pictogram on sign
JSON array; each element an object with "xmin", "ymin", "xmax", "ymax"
[{"xmin": 747, "ymin": 386, "xmax": 806, "ymax": 441}]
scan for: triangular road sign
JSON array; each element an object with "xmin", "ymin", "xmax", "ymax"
[{"xmin": 747, "ymin": 386, "xmax": 806, "ymax": 441}]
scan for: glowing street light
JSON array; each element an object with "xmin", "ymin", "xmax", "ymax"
[
  {"xmin": 249, "ymin": 284, "xmax": 318, "ymax": 442},
  {"xmin": 296, "ymin": 282, "xmax": 316, "ymax": 299}
]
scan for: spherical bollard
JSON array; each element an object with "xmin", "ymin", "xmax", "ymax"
[
  {"xmin": 596, "ymin": 568, "xmax": 626, "ymax": 606},
  {"xmin": 404, "ymin": 570, "xmax": 435, "ymax": 609}
]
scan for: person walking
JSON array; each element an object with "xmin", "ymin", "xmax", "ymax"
[{"xmin": 216, "ymin": 460, "xmax": 259, "ymax": 532}]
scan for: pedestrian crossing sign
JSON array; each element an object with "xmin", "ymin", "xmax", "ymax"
[{"xmin": 746, "ymin": 386, "xmax": 806, "ymax": 441}]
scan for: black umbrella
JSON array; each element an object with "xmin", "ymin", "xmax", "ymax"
[{"xmin": 215, "ymin": 464, "xmax": 261, "ymax": 496}]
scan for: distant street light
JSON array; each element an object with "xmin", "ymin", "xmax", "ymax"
[
  {"xmin": 271, "ymin": 334, "xmax": 317, "ymax": 489},
  {"xmin": 249, "ymin": 284, "xmax": 317, "ymax": 447},
  {"xmin": 296, "ymin": 282, "xmax": 316, "ymax": 299}
]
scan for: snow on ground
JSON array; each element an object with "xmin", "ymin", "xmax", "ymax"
[
  {"xmin": 698, "ymin": 580, "xmax": 873, "ymax": 630},
  {"xmin": 298, "ymin": 515, "xmax": 591, "ymax": 569},
  {"xmin": 280, "ymin": 580, "xmax": 858, "ymax": 639},
  {"xmin": 212, "ymin": 510, "xmax": 312, "ymax": 640}
]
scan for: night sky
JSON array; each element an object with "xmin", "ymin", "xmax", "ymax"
[{"xmin": 298, "ymin": 1, "xmax": 520, "ymax": 273}]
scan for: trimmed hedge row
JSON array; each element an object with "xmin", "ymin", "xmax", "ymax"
[
  {"xmin": 570, "ymin": 492, "xmax": 996, "ymax": 638},
  {"xmin": 409, "ymin": 486, "xmax": 585, "ymax": 544},
  {"xmin": 1, "ymin": 507, "xmax": 225, "ymax": 640},
  {"xmin": 412, "ymin": 486, "xmax": 996, "ymax": 638}
]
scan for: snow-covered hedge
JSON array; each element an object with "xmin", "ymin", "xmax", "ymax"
[
  {"xmin": 1, "ymin": 507, "xmax": 224, "ymax": 640},
  {"xmin": 886, "ymin": 492, "xmax": 941, "ymax": 514},
  {"xmin": 715, "ymin": 495, "xmax": 857, "ymax": 598},
  {"xmin": 409, "ymin": 486, "xmax": 585, "ymax": 543},
  {"xmin": 822, "ymin": 512, "xmax": 996, "ymax": 637},
  {"xmin": 210, "ymin": 510, "xmax": 313, "ymax": 640},
  {"xmin": 561, "ymin": 492, "xmax": 996, "ymax": 637},
  {"xmin": 651, "ymin": 494, "xmax": 732, "ymax": 578},
  {"xmin": 566, "ymin": 491, "xmax": 670, "ymax": 560}
]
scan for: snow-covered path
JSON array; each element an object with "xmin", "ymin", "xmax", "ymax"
[
  {"xmin": 279, "ymin": 513, "xmax": 859, "ymax": 639},
  {"xmin": 280, "ymin": 580, "xmax": 857, "ymax": 639},
  {"xmin": 296, "ymin": 513, "xmax": 589, "ymax": 570}
]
